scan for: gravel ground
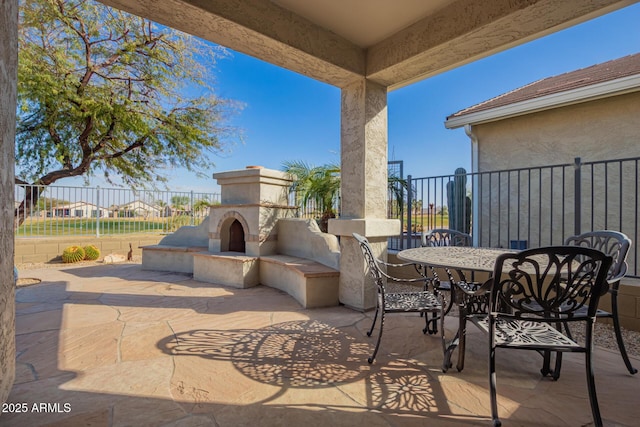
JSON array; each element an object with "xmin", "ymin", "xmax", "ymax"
[
  {"xmin": 14, "ymin": 261, "xmax": 640, "ymax": 360},
  {"xmin": 568, "ymin": 322, "xmax": 640, "ymax": 359},
  {"xmin": 386, "ymin": 282, "xmax": 640, "ymax": 360}
]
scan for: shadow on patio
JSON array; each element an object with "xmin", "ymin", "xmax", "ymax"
[{"xmin": 4, "ymin": 264, "xmax": 639, "ymax": 426}]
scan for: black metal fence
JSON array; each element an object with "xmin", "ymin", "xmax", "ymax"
[
  {"xmin": 14, "ymin": 184, "xmax": 221, "ymax": 237},
  {"xmin": 388, "ymin": 156, "xmax": 639, "ymax": 278}
]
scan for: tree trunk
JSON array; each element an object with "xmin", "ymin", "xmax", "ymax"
[
  {"xmin": 14, "ymin": 184, "xmax": 45, "ymax": 228},
  {"xmin": 319, "ymin": 210, "xmax": 336, "ymax": 233}
]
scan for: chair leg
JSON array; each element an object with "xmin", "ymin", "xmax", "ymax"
[
  {"xmin": 456, "ymin": 306, "xmax": 468, "ymax": 372},
  {"xmin": 441, "ymin": 304, "xmax": 449, "ymax": 371},
  {"xmin": 542, "ymin": 322, "xmax": 564, "ymax": 380},
  {"xmin": 367, "ymin": 306, "xmax": 379, "ymax": 337},
  {"xmin": 611, "ymin": 293, "xmax": 638, "ymax": 374},
  {"xmin": 552, "ymin": 351, "xmax": 563, "ymax": 381},
  {"xmin": 585, "ymin": 327, "xmax": 604, "ymax": 427},
  {"xmin": 424, "ymin": 311, "xmax": 435, "ymax": 334},
  {"xmin": 489, "ymin": 343, "xmax": 501, "ymax": 427},
  {"xmin": 368, "ymin": 308, "xmax": 385, "ymax": 364},
  {"xmin": 540, "ymin": 350, "xmax": 553, "ymax": 377}
]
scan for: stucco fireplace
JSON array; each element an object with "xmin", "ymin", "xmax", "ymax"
[{"xmin": 193, "ymin": 166, "xmax": 297, "ymax": 287}]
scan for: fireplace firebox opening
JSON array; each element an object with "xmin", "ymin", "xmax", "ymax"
[{"xmin": 228, "ymin": 219, "xmax": 245, "ymax": 253}]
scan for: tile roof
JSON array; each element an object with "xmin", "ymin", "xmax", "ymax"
[{"xmin": 447, "ymin": 52, "xmax": 640, "ymax": 120}]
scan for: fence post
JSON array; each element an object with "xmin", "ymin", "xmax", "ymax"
[
  {"xmin": 190, "ymin": 190, "xmax": 195, "ymax": 225},
  {"xmin": 95, "ymin": 186, "xmax": 101, "ymax": 238},
  {"xmin": 406, "ymin": 175, "xmax": 412, "ymax": 249},
  {"xmin": 574, "ymin": 157, "xmax": 582, "ymax": 236}
]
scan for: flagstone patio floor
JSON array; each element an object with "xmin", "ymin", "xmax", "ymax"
[{"xmin": 3, "ymin": 263, "xmax": 639, "ymax": 426}]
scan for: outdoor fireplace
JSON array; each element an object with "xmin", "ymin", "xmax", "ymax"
[
  {"xmin": 193, "ymin": 166, "xmax": 297, "ymax": 287},
  {"xmin": 215, "ymin": 211, "xmax": 251, "ymax": 253},
  {"xmin": 208, "ymin": 166, "xmax": 296, "ymax": 256}
]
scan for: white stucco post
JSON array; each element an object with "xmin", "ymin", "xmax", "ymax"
[
  {"xmin": 329, "ymin": 78, "xmax": 400, "ymax": 311},
  {"xmin": 0, "ymin": 0, "xmax": 18, "ymax": 404}
]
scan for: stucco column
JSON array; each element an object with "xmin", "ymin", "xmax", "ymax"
[
  {"xmin": 329, "ymin": 78, "xmax": 400, "ymax": 310},
  {"xmin": 0, "ymin": 0, "xmax": 18, "ymax": 404}
]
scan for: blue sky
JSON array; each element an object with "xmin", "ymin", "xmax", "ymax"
[{"xmin": 80, "ymin": 3, "xmax": 640, "ymax": 193}]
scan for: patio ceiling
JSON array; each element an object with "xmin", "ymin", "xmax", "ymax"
[{"xmin": 96, "ymin": 0, "xmax": 636, "ymax": 90}]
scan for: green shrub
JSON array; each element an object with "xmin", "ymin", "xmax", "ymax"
[
  {"xmin": 83, "ymin": 245, "xmax": 101, "ymax": 261},
  {"xmin": 62, "ymin": 246, "xmax": 86, "ymax": 263}
]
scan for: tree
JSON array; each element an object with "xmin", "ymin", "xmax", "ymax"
[
  {"xmin": 14, "ymin": 0, "xmax": 239, "ymax": 225},
  {"xmin": 282, "ymin": 161, "xmax": 340, "ymax": 232}
]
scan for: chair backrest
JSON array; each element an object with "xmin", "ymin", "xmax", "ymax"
[
  {"xmin": 490, "ymin": 246, "xmax": 612, "ymax": 319},
  {"xmin": 564, "ymin": 230, "xmax": 631, "ymax": 284},
  {"xmin": 422, "ymin": 228, "xmax": 472, "ymax": 248},
  {"xmin": 352, "ymin": 233, "xmax": 384, "ymax": 287}
]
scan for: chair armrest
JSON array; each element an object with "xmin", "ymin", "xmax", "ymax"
[
  {"xmin": 376, "ymin": 258, "xmax": 419, "ymax": 269},
  {"xmin": 374, "ymin": 258, "xmax": 434, "ymax": 284},
  {"xmin": 451, "ymin": 278, "xmax": 493, "ymax": 315},
  {"xmin": 386, "ymin": 275, "xmax": 431, "ymax": 285},
  {"xmin": 607, "ymin": 262, "xmax": 627, "ymax": 291},
  {"xmin": 372, "ymin": 260, "xmax": 430, "ymax": 285},
  {"xmin": 452, "ymin": 278, "xmax": 493, "ymax": 297}
]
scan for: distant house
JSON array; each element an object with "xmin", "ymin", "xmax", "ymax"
[
  {"xmin": 445, "ymin": 53, "xmax": 640, "ymax": 172},
  {"xmin": 49, "ymin": 201, "xmax": 109, "ymax": 218},
  {"xmin": 113, "ymin": 200, "xmax": 162, "ymax": 218}
]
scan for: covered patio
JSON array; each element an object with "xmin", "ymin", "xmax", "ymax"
[
  {"xmin": 5, "ymin": 263, "xmax": 640, "ymax": 426},
  {"xmin": 2, "ymin": 0, "xmax": 639, "ymax": 414}
]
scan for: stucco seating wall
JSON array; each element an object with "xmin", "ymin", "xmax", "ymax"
[
  {"xmin": 193, "ymin": 218, "xmax": 341, "ymax": 308},
  {"xmin": 193, "ymin": 252, "xmax": 260, "ymax": 288},
  {"xmin": 259, "ymin": 255, "xmax": 339, "ymax": 308},
  {"xmin": 141, "ymin": 244, "xmax": 208, "ymax": 274},
  {"xmin": 141, "ymin": 216, "xmax": 341, "ymax": 309},
  {"xmin": 141, "ymin": 216, "xmax": 210, "ymax": 274},
  {"xmin": 260, "ymin": 218, "xmax": 340, "ymax": 307}
]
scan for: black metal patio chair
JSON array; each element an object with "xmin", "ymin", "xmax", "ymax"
[
  {"xmin": 352, "ymin": 233, "xmax": 444, "ymax": 364},
  {"xmin": 462, "ymin": 246, "xmax": 612, "ymax": 427},
  {"xmin": 564, "ymin": 230, "xmax": 636, "ymax": 375}
]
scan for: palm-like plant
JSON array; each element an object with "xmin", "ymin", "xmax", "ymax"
[
  {"xmin": 282, "ymin": 161, "xmax": 340, "ymax": 232},
  {"xmin": 193, "ymin": 197, "xmax": 212, "ymax": 218},
  {"xmin": 283, "ymin": 161, "xmax": 409, "ymax": 233}
]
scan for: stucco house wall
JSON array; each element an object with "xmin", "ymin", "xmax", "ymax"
[
  {"xmin": 474, "ymin": 91, "xmax": 640, "ymax": 171},
  {"xmin": 472, "ymin": 91, "xmax": 640, "ymax": 248},
  {"xmin": 444, "ymin": 54, "xmax": 640, "ymax": 256}
]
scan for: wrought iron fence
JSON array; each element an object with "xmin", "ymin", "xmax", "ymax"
[
  {"xmin": 14, "ymin": 184, "xmax": 220, "ymax": 237},
  {"xmin": 389, "ymin": 156, "xmax": 639, "ymax": 278}
]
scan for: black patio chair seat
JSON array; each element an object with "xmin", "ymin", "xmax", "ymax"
[
  {"xmin": 383, "ymin": 291, "xmax": 441, "ymax": 312},
  {"xmin": 471, "ymin": 316, "xmax": 582, "ymax": 349}
]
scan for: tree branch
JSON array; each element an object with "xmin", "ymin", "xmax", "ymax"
[{"xmin": 97, "ymin": 136, "xmax": 148, "ymax": 161}]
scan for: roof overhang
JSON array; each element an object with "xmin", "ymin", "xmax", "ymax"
[
  {"xmin": 444, "ymin": 73, "xmax": 640, "ymax": 129},
  {"xmin": 96, "ymin": 0, "xmax": 636, "ymax": 90}
]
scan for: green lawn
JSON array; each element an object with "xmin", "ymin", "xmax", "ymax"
[
  {"xmin": 16, "ymin": 216, "xmax": 193, "ymax": 236},
  {"xmin": 397, "ymin": 214, "xmax": 449, "ymax": 232}
]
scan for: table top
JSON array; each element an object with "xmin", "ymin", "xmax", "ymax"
[{"xmin": 397, "ymin": 246, "xmax": 515, "ymax": 272}]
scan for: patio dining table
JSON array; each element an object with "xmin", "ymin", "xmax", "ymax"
[
  {"xmin": 397, "ymin": 246, "xmax": 514, "ymax": 273},
  {"xmin": 397, "ymin": 246, "xmax": 516, "ymax": 371}
]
